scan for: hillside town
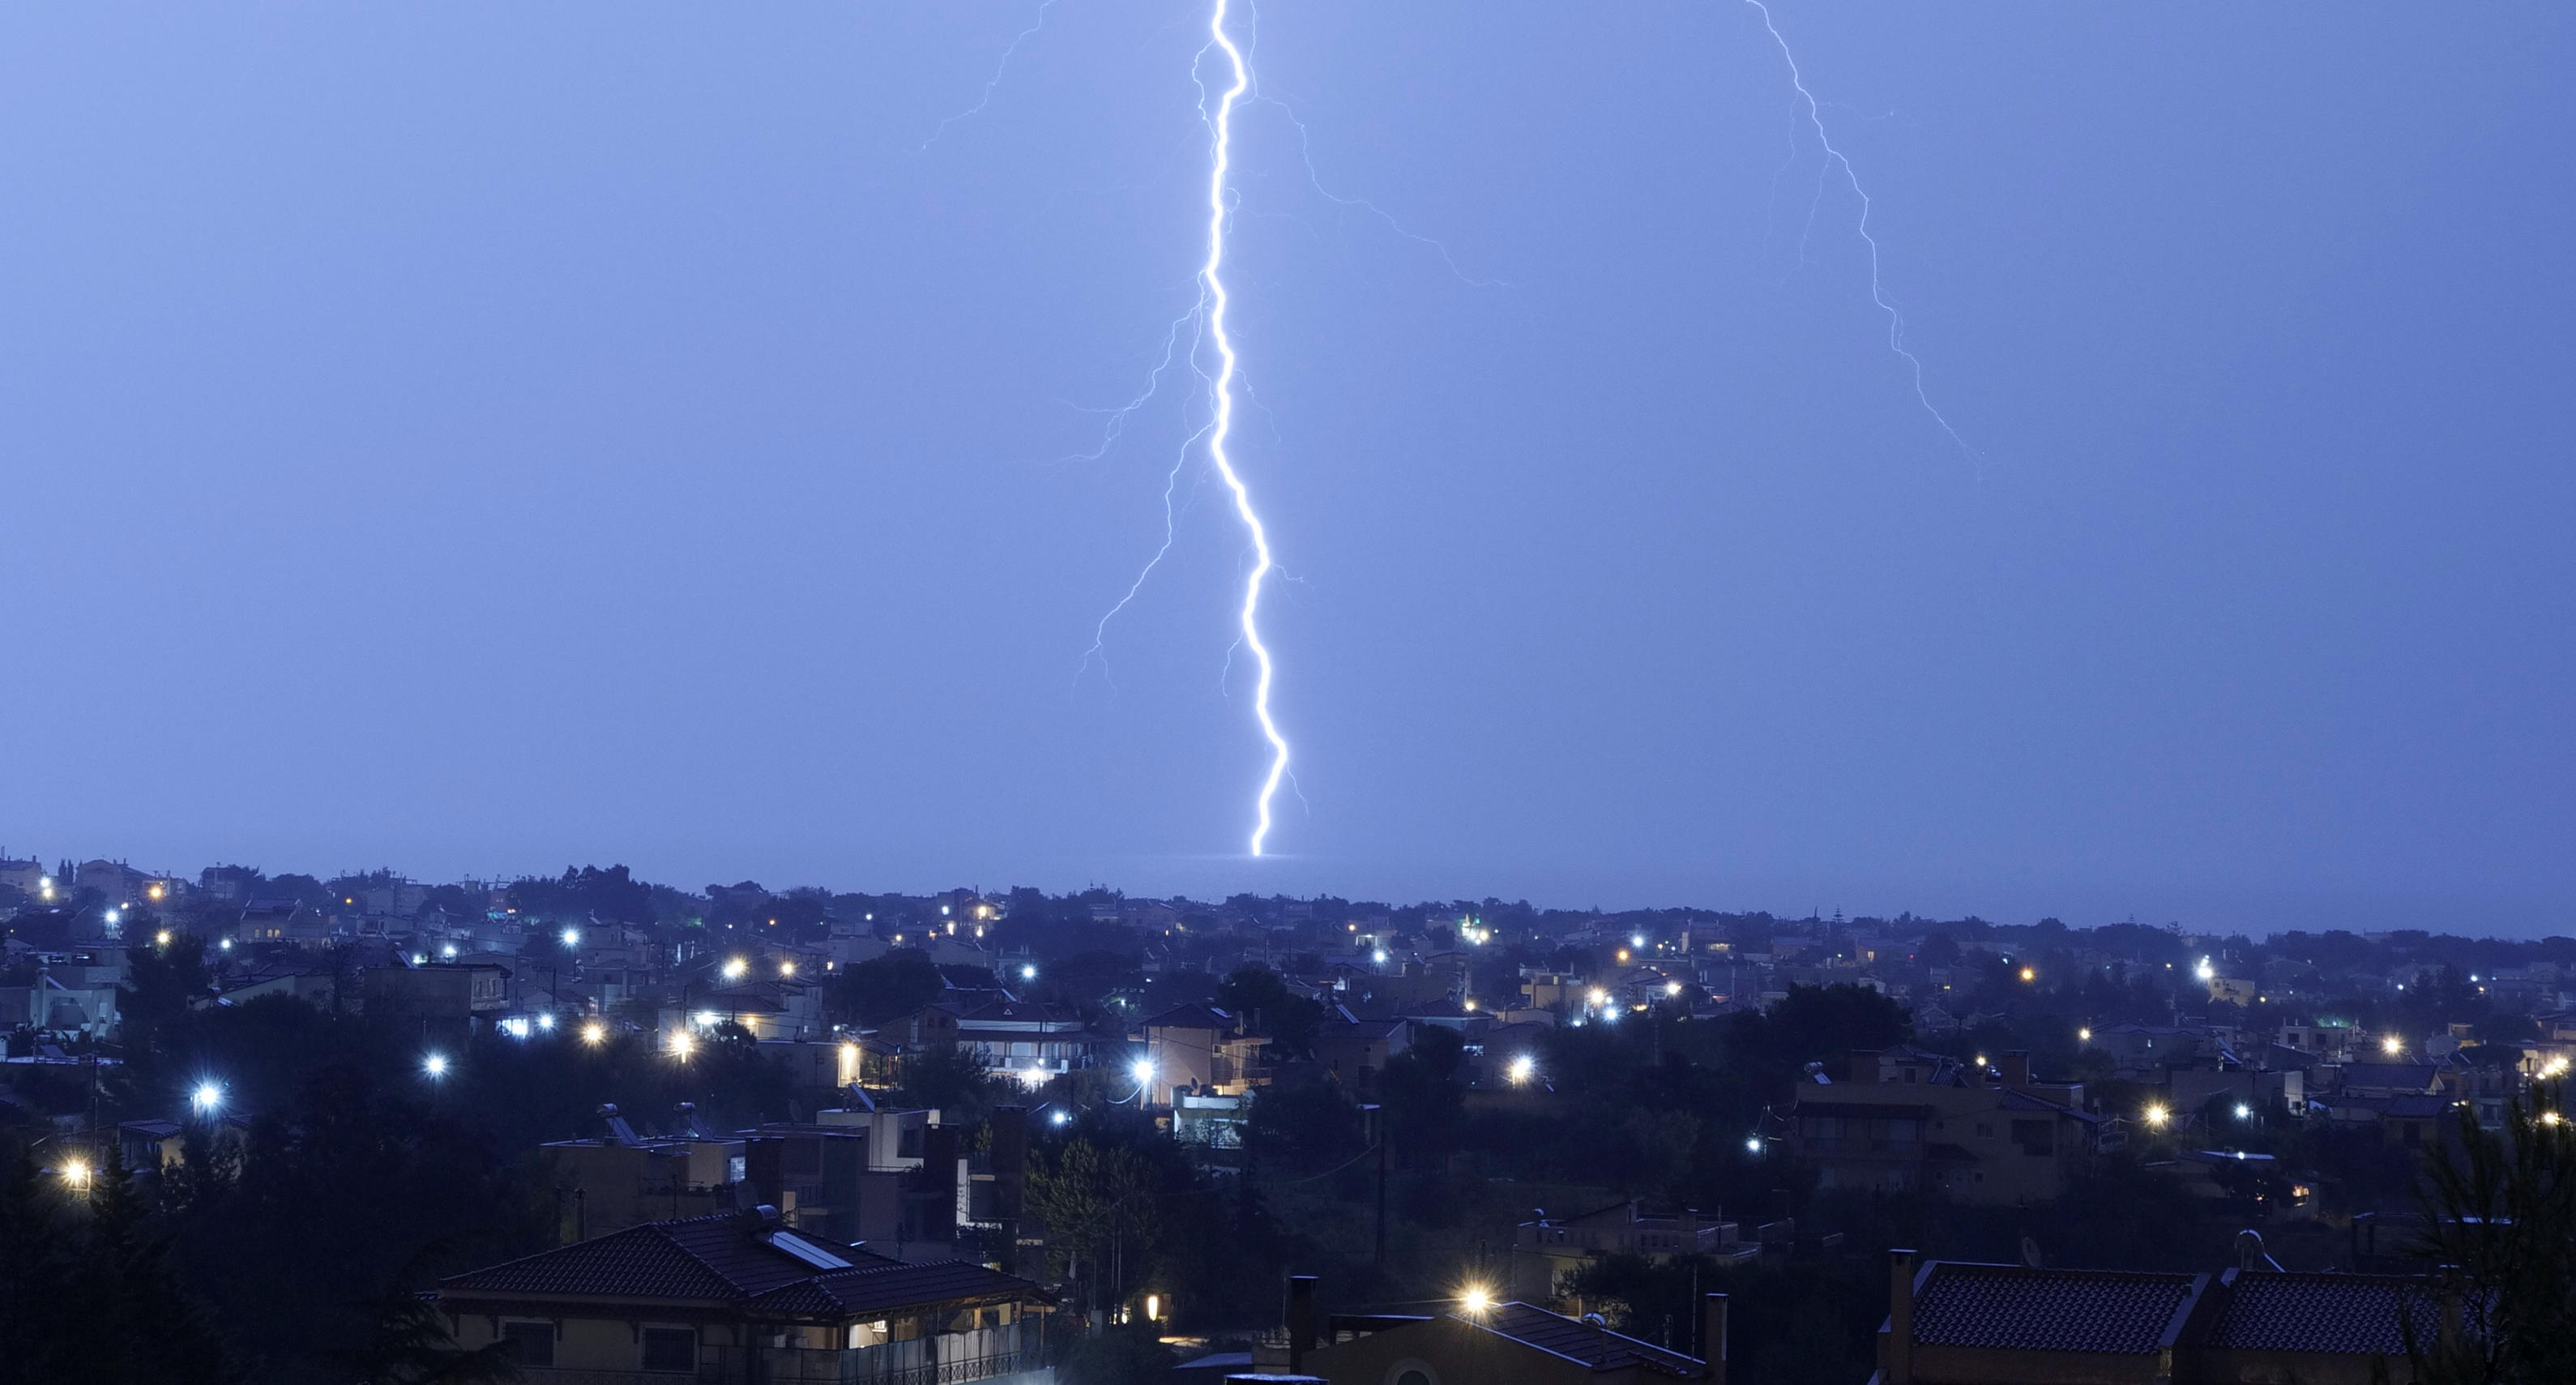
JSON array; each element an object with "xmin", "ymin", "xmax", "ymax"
[{"xmin": 6, "ymin": 853, "xmax": 2572, "ymax": 1383}]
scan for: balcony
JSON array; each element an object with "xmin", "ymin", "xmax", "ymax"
[{"xmin": 515, "ymin": 1326, "xmax": 1028, "ymax": 1385}]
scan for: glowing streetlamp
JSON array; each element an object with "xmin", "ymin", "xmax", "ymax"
[
  {"xmin": 1021, "ymin": 964, "xmax": 1038, "ymax": 982},
  {"xmin": 1460, "ymin": 1286, "xmax": 1493, "ymax": 1316},
  {"xmin": 422, "ymin": 1054, "xmax": 450, "ymax": 1079},
  {"xmin": 190, "ymin": 1082, "xmax": 224, "ymax": 1117},
  {"xmin": 722, "ymin": 956, "xmax": 749, "ymax": 981},
  {"xmin": 2382, "ymin": 1036, "xmax": 2404, "ymax": 1057},
  {"xmin": 1508, "ymin": 1054, "xmax": 1536, "ymax": 1086},
  {"xmin": 2142, "ymin": 1104, "xmax": 2169, "ymax": 1129},
  {"xmin": 581, "ymin": 1021, "xmax": 608, "ymax": 1046},
  {"xmin": 561, "ymin": 927, "xmax": 581, "ymax": 949},
  {"xmin": 60, "ymin": 1158, "xmax": 91, "ymax": 1191}
]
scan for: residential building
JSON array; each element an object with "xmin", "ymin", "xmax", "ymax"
[
  {"xmin": 1134, "ymin": 1002, "xmax": 1267, "ymax": 1107},
  {"xmin": 1510, "ymin": 1201, "xmax": 1754, "ymax": 1303},
  {"xmin": 1868, "ymin": 1246, "xmax": 2427, "ymax": 1383},
  {"xmin": 434, "ymin": 1208, "xmax": 1051, "ymax": 1384},
  {"xmin": 1787, "ymin": 1050, "xmax": 2100, "ymax": 1203}
]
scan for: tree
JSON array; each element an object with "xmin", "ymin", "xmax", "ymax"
[
  {"xmin": 831, "ymin": 951, "xmax": 945, "ymax": 1028},
  {"xmin": 1214, "ymin": 966, "xmax": 1323, "ymax": 1054},
  {"xmin": 1027, "ymin": 1140, "xmax": 1162, "ymax": 1314},
  {"xmin": 2401, "ymin": 1085, "xmax": 2576, "ymax": 1383},
  {"xmin": 327, "ymin": 1256, "xmax": 518, "ymax": 1385}
]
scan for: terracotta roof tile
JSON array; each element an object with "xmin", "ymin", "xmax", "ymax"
[
  {"xmin": 1912, "ymin": 1263, "xmax": 2197, "ymax": 1354},
  {"xmin": 2204, "ymin": 1272, "xmax": 2430, "ymax": 1354}
]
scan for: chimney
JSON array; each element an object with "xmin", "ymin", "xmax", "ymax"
[
  {"xmin": 1701, "ymin": 1293, "xmax": 1728, "ymax": 1384},
  {"xmin": 1887, "ymin": 1249, "xmax": 1917, "ymax": 1385},
  {"xmin": 1999, "ymin": 1052, "xmax": 2031, "ymax": 1088},
  {"xmin": 1287, "ymin": 1275, "xmax": 1318, "ymax": 1374}
]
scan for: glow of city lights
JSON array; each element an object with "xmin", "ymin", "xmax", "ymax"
[
  {"xmin": 722, "ymin": 957, "xmax": 748, "ymax": 981},
  {"xmin": 694, "ymin": 1011, "xmax": 720, "ymax": 1029},
  {"xmin": 1021, "ymin": 1067, "xmax": 1049, "ymax": 1088},
  {"xmin": 191, "ymin": 1082, "xmax": 224, "ymax": 1115},
  {"xmin": 422, "ymin": 1054, "xmax": 450, "ymax": 1079}
]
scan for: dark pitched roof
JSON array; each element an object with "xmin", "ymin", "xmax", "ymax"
[
  {"xmin": 1142, "ymin": 1002, "xmax": 1237, "ymax": 1031},
  {"xmin": 1910, "ymin": 1263, "xmax": 2198, "ymax": 1353},
  {"xmin": 2203, "ymin": 1272, "xmax": 2429, "ymax": 1355},
  {"xmin": 437, "ymin": 1213, "xmax": 964, "ymax": 1304},
  {"xmin": 1474, "ymin": 1302, "xmax": 1703, "ymax": 1376},
  {"xmin": 749, "ymin": 1259, "xmax": 1040, "ymax": 1315}
]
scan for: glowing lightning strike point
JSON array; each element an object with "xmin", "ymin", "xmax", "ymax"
[
  {"xmin": 1744, "ymin": 0, "xmax": 1977, "ymax": 471},
  {"xmin": 1197, "ymin": 0, "xmax": 1292, "ymax": 857}
]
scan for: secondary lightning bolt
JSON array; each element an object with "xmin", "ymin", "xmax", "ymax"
[
  {"xmin": 1196, "ymin": 0, "xmax": 1292, "ymax": 857},
  {"xmin": 917, "ymin": 0, "xmax": 1061, "ymax": 155},
  {"xmin": 1744, "ymin": 0, "xmax": 1976, "ymax": 468}
]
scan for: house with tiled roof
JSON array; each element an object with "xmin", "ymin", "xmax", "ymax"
[
  {"xmin": 1134, "ymin": 1002, "xmax": 1267, "ymax": 1107},
  {"xmin": 1788, "ymin": 1051, "xmax": 2101, "ymax": 1203},
  {"xmin": 434, "ymin": 1207, "xmax": 1050, "ymax": 1383},
  {"xmin": 1869, "ymin": 1248, "xmax": 2429, "ymax": 1383}
]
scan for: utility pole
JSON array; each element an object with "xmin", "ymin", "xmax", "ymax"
[{"xmin": 1361, "ymin": 1103, "xmax": 1386, "ymax": 1267}]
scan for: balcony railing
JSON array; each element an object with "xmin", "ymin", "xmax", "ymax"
[{"xmin": 513, "ymin": 1328, "xmax": 1026, "ymax": 1385}]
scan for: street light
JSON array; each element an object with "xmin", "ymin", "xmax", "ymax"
[
  {"xmin": 1461, "ymin": 1286, "xmax": 1493, "ymax": 1316},
  {"xmin": 422, "ymin": 1054, "xmax": 450, "ymax": 1079},
  {"xmin": 1508, "ymin": 1054, "xmax": 1536, "ymax": 1086},
  {"xmin": 2234, "ymin": 1104, "xmax": 2253, "ymax": 1121},
  {"xmin": 581, "ymin": 1021, "xmax": 608, "ymax": 1046},
  {"xmin": 1130, "ymin": 1058, "xmax": 1156, "ymax": 1090},
  {"xmin": 190, "ymin": 1082, "xmax": 224, "ymax": 1117},
  {"xmin": 2142, "ymin": 1104, "xmax": 2169, "ymax": 1129},
  {"xmin": 722, "ymin": 957, "xmax": 748, "ymax": 981},
  {"xmin": 2382, "ymin": 1036, "xmax": 2404, "ymax": 1057},
  {"xmin": 1745, "ymin": 1136, "xmax": 1763, "ymax": 1155},
  {"xmin": 60, "ymin": 1158, "xmax": 91, "ymax": 1191},
  {"xmin": 1021, "ymin": 964, "xmax": 1038, "ymax": 981},
  {"xmin": 537, "ymin": 1012, "xmax": 557, "ymax": 1032},
  {"xmin": 561, "ymin": 927, "xmax": 581, "ymax": 949}
]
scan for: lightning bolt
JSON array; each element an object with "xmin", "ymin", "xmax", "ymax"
[
  {"xmin": 1744, "ymin": 0, "xmax": 1977, "ymax": 469},
  {"xmin": 917, "ymin": 0, "xmax": 1061, "ymax": 155},
  {"xmin": 1196, "ymin": 0, "xmax": 1291, "ymax": 857}
]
